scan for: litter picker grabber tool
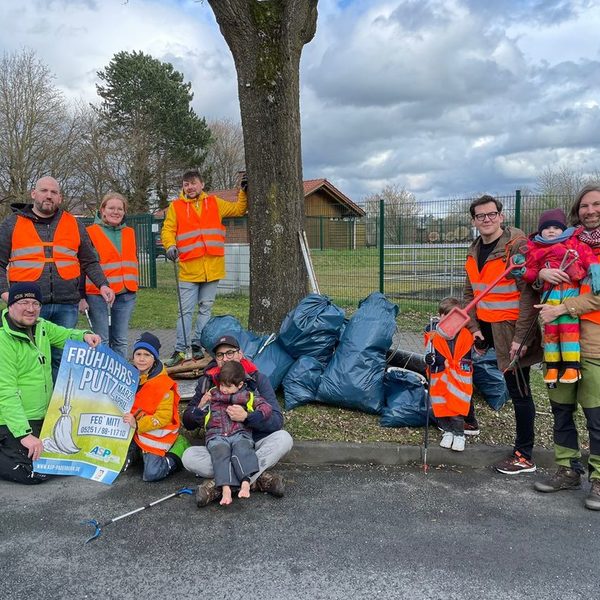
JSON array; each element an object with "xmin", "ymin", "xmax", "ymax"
[
  {"xmin": 422, "ymin": 315, "xmax": 439, "ymax": 474},
  {"xmin": 173, "ymin": 260, "xmax": 192, "ymax": 361},
  {"xmin": 299, "ymin": 230, "xmax": 320, "ymax": 294},
  {"xmin": 437, "ymin": 255, "xmax": 521, "ymax": 340},
  {"xmin": 83, "ymin": 308, "xmax": 93, "ymax": 330},
  {"xmin": 82, "ymin": 487, "xmax": 193, "ymax": 543}
]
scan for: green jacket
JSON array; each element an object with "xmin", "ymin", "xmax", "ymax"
[{"xmin": 0, "ymin": 309, "xmax": 87, "ymax": 438}]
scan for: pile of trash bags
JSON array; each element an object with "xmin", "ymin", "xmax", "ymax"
[{"xmin": 201, "ymin": 291, "xmax": 509, "ymax": 427}]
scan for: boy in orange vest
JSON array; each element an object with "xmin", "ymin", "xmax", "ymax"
[
  {"xmin": 196, "ymin": 360, "xmax": 272, "ymax": 505},
  {"xmin": 425, "ymin": 297, "xmax": 475, "ymax": 452},
  {"xmin": 122, "ymin": 332, "xmax": 189, "ymax": 481}
]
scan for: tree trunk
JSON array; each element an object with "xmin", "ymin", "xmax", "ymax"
[{"xmin": 207, "ymin": 0, "xmax": 318, "ymax": 333}]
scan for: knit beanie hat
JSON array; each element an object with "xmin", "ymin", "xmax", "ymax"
[
  {"xmin": 133, "ymin": 332, "xmax": 161, "ymax": 361},
  {"xmin": 538, "ymin": 208, "xmax": 567, "ymax": 233},
  {"xmin": 7, "ymin": 282, "xmax": 43, "ymax": 306}
]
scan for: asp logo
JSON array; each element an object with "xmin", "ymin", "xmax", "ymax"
[{"xmin": 85, "ymin": 445, "xmax": 120, "ymax": 464}]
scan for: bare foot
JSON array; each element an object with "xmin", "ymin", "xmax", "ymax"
[
  {"xmin": 220, "ymin": 486, "xmax": 232, "ymax": 506},
  {"xmin": 238, "ymin": 481, "xmax": 250, "ymax": 499}
]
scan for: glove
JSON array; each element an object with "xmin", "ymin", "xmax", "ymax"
[
  {"xmin": 240, "ymin": 174, "xmax": 248, "ymax": 193},
  {"xmin": 589, "ymin": 263, "xmax": 600, "ymax": 294},
  {"xmin": 424, "ymin": 352, "xmax": 436, "ymax": 366},
  {"xmin": 166, "ymin": 246, "xmax": 179, "ymax": 262},
  {"xmin": 509, "ymin": 254, "xmax": 526, "ymax": 279}
]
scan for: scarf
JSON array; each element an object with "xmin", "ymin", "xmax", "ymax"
[
  {"xmin": 533, "ymin": 227, "xmax": 575, "ymax": 245},
  {"xmin": 578, "ymin": 228, "xmax": 600, "ymax": 249}
]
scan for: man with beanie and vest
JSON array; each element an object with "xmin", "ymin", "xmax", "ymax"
[
  {"xmin": 0, "ymin": 282, "xmax": 101, "ymax": 484},
  {"xmin": 465, "ymin": 195, "xmax": 543, "ymax": 475},
  {"xmin": 122, "ymin": 332, "xmax": 190, "ymax": 482},
  {"xmin": 534, "ymin": 186, "xmax": 600, "ymax": 510},
  {"xmin": 161, "ymin": 170, "xmax": 247, "ymax": 367},
  {"xmin": 182, "ymin": 334, "xmax": 293, "ymax": 507},
  {"xmin": 0, "ymin": 177, "xmax": 115, "ymax": 378},
  {"xmin": 517, "ymin": 207, "xmax": 596, "ymax": 385}
]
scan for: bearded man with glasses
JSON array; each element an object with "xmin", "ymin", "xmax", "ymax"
[
  {"xmin": 181, "ymin": 335, "xmax": 293, "ymax": 506},
  {"xmin": 464, "ymin": 195, "xmax": 543, "ymax": 475}
]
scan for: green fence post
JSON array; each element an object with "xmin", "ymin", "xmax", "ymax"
[
  {"xmin": 515, "ymin": 189, "xmax": 521, "ymax": 229},
  {"xmin": 379, "ymin": 198, "xmax": 384, "ymax": 293},
  {"xmin": 319, "ymin": 216, "xmax": 324, "ymax": 250}
]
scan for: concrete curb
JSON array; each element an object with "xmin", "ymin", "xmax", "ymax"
[{"xmin": 281, "ymin": 440, "xmax": 560, "ymax": 469}]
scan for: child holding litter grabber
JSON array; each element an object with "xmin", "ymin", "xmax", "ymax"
[
  {"xmin": 122, "ymin": 332, "xmax": 189, "ymax": 481},
  {"xmin": 425, "ymin": 297, "xmax": 476, "ymax": 452}
]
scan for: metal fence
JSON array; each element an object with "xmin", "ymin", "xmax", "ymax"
[{"xmin": 114, "ymin": 191, "xmax": 576, "ymax": 311}]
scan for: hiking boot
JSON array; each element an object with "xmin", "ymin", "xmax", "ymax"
[
  {"xmin": 191, "ymin": 344, "xmax": 204, "ymax": 361},
  {"xmin": 494, "ymin": 451, "xmax": 537, "ymax": 475},
  {"xmin": 165, "ymin": 351, "xmax": 185, "ymax": 367},
  {"xmin": 559, "ymin": 368, "xmax": 581, "ymax": 384},
  {"xmin": 196, "ymin": 479, "xmax": 221, "ymax": 507},
  {"xmin": 584, "ymin": 480, "xmax": 600, "ymax": 511},
  {"xmin": 439, "ymin": 431, "xmax": 453, "ymax": 449},
  {"xmin": 451, "ymin": 435, "xmax": 465, "ymax": 452},
  {"xmin": 255, "ymin": 471, "xmax": 285, "ymax": 497},
  {"xmin": 543, "ymin": 368, "xmax": 558, "ymax": 384},
  {"xmin": 534, "ymin": 466, "xmax": 581, "ymax": 493},
  {"xmin": 464, "ymin": 422, "xmax": 480, "ymax": 436}
]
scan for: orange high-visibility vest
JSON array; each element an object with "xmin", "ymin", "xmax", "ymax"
[
  {"xmin": 465, "ymin": 255, "xmax": 520, "ymax": 322},
  {"xmin": 580, "ymin": 247, "xmax": 600, "ymax": 324},
  {"xmin": 172, "ymin": 196, "xmax": 225, "ymax": 261},
  {"xmin": 133, "ymin": 373, "xmax": 180, "ymax": 456},
  {"xmin": 8, "ymin": 213, "xmax": 80, "ymax": 282},
  {"xmin": 85, "ymin": 224, "xmax": 139, "ymax": 295},
  {"xmin": 426, "ymin": 328, "xmax": 473, "ymax": 418}
]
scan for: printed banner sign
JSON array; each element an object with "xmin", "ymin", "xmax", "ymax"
[{"xmin": 33, "ymin": 341, "xmax": 139, "ymax": 484}]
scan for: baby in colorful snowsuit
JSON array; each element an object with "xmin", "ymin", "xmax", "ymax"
[{"xmin": 519, "ymin": 208, "xmax": 596, "ymax": 385}]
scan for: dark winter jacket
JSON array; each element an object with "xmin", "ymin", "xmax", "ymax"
[
  {"xmin": 182, "ymin": 358, "xmax": 283, "ymax": 442},
  {"xmin": 0, "ymin": 204, "xmax": 108, "ymax": 304},
  {"xmin": 199, "ymin": 385, "xmax": 272, "ymax": 442}
]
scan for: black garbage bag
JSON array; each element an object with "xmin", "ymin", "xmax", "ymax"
[
  {"xmin": 472, "ymin": 348, "xmax": 509, "ymax": 411},
  {"xmin": 282, "ymin": 356, "xmax": 324, "ymax": 410},
  {"xmin": 380, "ymin": 367, "xmax": 429, "ymax": 427},
  {"xmin": 278, "ymin": 294, "xmax": 345, "ymax": 365},
  {"xmin": 253, "ymin": 338, "xmax": 295, "ymax": 391},
  {"xmin": 201, "ymin": 315, "xmax": 269, "ymax": 359},
  {"xmin": 317, "ymin": 292, "xmax": 399, "ymax": 414}
]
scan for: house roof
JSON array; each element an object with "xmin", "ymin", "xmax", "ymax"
[{"xmin": 154, "ymin": 178, "xmax": 365, "ymax": 218}]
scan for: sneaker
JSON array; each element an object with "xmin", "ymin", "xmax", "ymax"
[
  {"xmin": 559, "ymin": 368, "xmax": 581, "ymax": 384},
  {"xmin": 165, "ymin": 351, "xmax": 185, "ymax": 367},
  {"xmin": 463, "ymin": 422, "xmax": 480, "ymax": 436},
  {"xmin": 534, "ymin": 466, "xmax": 581, "ymax": 493},
  {"xmin": 494, "ymin": 451, "xmax": 537, "ymax": 475},
  {"xmin": 543, "ymin": 368, "xmax": 559, "ymax": 384},
  {"xmin": 584, "ymin": 480, "xmax": 600, "ymax": 511},
  {"xmin": 255, "ymin": 471, "xmax": 285, "ymax": 497},
  {"xmin": 191, "ymin": 344, "xmax": 204, "ymax": 361},
  {"xmin": 196, "ymin": 479, "xmax": 222, "ymax": 507},
  {"xmin": 451, "ymin": 435, "xmax": 465, "ymax": 452},
  {"xmin": 439, "ymin": 431, "xmax": 454, "ymax": 449}
]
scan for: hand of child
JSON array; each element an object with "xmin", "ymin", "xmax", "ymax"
[
  {"xmin": 123, "ymin": 413, "xmax": 137, "ymax": 428},
  {"xmin": 199, "ymin": 391, "xmax": 211, "ymax": 409}
]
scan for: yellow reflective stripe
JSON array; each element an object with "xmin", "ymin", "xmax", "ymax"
[{"xmin": 246, "ymin": 392, "xmax": 254, "ymax": 413}]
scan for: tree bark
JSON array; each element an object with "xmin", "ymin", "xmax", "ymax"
[{"xmin": 207, "ymin": 0, "xmax": 318, "ymax": 333}]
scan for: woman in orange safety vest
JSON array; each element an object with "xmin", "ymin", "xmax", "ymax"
[{"xmin": 79, "ymin": 192, "xmax": 138, "ymax": 358}]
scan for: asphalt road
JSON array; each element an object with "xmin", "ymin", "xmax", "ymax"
[{"xmin": 1, "ymin": 464, "xmax": 597, "ymax": 600}]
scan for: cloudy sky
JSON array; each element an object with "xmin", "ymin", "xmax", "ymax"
[{"xmin": 2, "ymin": 0, "xmax": 600, "ymax": 202}]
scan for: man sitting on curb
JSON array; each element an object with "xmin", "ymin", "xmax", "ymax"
[
  {"xmin": 0, "ymin": 282, "xmax": 101, "ymax": 484},
  {"xmin": 181, "ymin": 335, "xmax": 293, "ymax": 506}
]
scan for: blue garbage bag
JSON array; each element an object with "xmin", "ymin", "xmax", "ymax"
[
  {"xmin": 278, "ymin": 294, "xmax": 345, "ymax": 365},
  {"xmin": 317, "ymin": 292, "xmax": 399, "ymax": 414},
  {"xmin": 253, "ymin": 339, "xmax": 295, "ymax": 391},
  {"xmin": 380, "ymin": 367, "xmax": 429, "ymax": 427},
  {"xmin": 282, "ymin": 356, "xmax": 324, "ymax": 410},
  {"xmin": 472, "ymin": 348, "xmax": 509, "ymax": 411},
  {"xmin": 200, "ymin": 316, "xmax": 269, "ymax": 359}
]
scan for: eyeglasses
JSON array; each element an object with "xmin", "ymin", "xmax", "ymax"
[
  {"xmin": 215, "ymin": 349, "xmax": 239, "ymax": 359},
  {"xmin": 473, "ymin": 211, "xmax": 500, "ymax": 222},
  {"xmin": 14, "ymin": 300, "xmax": 42, "ymax": 309}
]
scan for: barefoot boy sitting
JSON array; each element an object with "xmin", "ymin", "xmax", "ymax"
[{"xmin": 196, "ymin": 360, "xmax": 272, "ymax": 505}]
